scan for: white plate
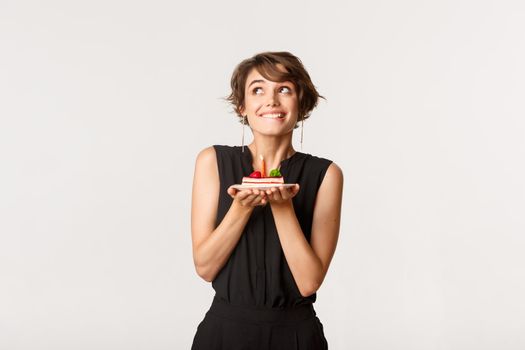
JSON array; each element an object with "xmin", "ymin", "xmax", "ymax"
[{"xmin": 230, "ymin": 183, "xmax": 296, "ymax": 191}]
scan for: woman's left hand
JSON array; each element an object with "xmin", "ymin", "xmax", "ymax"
[{"xmin": 265, "ymin": 184, "xmax": 300, "ymax": 205}]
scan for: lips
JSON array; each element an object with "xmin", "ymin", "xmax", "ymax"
[{"xmin": 258, "ymin": 111, "xmax": 286, "ymax": 119}]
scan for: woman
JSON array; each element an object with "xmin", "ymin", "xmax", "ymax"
[{"xmin": 190, "ymin": 51, "xmax": 343, "ymax": 349}]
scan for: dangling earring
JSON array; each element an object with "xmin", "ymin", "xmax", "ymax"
[
  {"xmin": 242, "ymin": 115, "xmax": 246, "ymax": 152},
  {"xmin": 300, "ymin": 117, "xmax": 304, "ymax": 151}
]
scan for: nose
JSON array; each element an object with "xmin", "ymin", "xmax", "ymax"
[{"xmin": 266, "ymin": 90, "xmax": 280, "ymax": 107}]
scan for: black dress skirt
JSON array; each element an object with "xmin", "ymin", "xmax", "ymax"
[{"xmin": 191, "ymin": 145, "xmax": 333, "ymax": 350}]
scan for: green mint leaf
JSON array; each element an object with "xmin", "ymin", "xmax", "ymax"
[{"xmin": 269, "ymin": 168, "xmax": 282, "ymax": 177}]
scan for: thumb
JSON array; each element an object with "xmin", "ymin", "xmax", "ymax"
[{"xmin": 227, "ymin": 186, "xmax": 237, "ymax": 198}]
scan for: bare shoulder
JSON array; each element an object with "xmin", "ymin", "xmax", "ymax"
[
  {"xmin": 321, "ymin": 161, "xmax": 344, "ymax": 190},
  {"xmin": 192, "ymin": 145, "xmax": 219, "ymax": 195},
  {"xmin": 313, "ymin": 160, "xmax": 343, "ymax": 218},
  {"xmin": 327, "ymin": 161, "xmax": 343, "ymax": 178},
  {"xmin": 195, "ymin": 146, "xmax": 217, "ymax": 168},
  {"xmin": 193, "ymin": 146, "xmax": 220, "ymax": 180}
]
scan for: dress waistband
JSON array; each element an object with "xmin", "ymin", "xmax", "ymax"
[{"xmin": 207, "ymin": 296, "xmax": 316, "ymax": 324}]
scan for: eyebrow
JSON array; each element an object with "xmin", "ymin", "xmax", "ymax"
[
  {"xmin": 247, "ymin": 79, "xmax": 292, "ymax": 88},
  {"xmin": 248, "ymin": 79, "xmax": 265, "ymax": 87}
]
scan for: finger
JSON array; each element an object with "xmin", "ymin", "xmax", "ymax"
[
  {"xmin": 285, "ymin": 184, "xmax": 298, "ymax": 195},
  {"xmin": 240, "ymin": 192, "xmax": 258, "ymax": 206},
  {"xmin": 271, "ymin": 187, "xmax": 283, "ymax": 201},
  {"xmin": 237, "ymin": 189, "xmax": 254, "ymax": 201},
  {"xmin": 251, "ymin": 193, "xmax": 267, "ymax": 206},
  {"xmin": 281, "ymin": 187, "xmax": 291, "ymax": 200},
  {"xmin": 252, "ymin": 195, "xmax": 265, "ymax": 206},
  {"xmin": 227, "ymin": 187, "xmax": 238, "ymax": 198},
  {"xmin": 283, "ymin": 185, "xmax": 295, "ymax": 198}
]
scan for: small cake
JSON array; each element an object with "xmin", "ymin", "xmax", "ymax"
[{"xmin": 241, "ymin": 168, "xmax": 284, "ymax": 187}]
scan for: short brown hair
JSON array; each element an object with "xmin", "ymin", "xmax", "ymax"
[{"xmin": 224, "ymin": 51, "xmax": 326, "ymax": 129}]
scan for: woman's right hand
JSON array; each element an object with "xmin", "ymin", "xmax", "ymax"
[{"xmin": 227, "ymin": 186, "xmax": 267, "ymax": 209}]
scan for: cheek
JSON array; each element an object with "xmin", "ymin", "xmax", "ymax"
[
  {"xmin": 244, "ymin": 98, "xmax": 262, "ymax": 110},
  {"xmin": 283, "ymin": 99, "xmax": 298, "ymax": 111}
]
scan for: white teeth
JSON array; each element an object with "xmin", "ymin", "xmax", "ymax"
[{"xmin": 261, "ymin": 113, "xmax": 284, "ymax": 118}]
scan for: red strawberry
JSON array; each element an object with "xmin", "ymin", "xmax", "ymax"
[{"xmin": 249, "ymin": 171, "xmax": 262, "ymax": 178}]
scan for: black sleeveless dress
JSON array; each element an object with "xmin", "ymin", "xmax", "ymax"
[{"xmin": 191, "ymin": 145, "xmax": 333, "ymax": 350}]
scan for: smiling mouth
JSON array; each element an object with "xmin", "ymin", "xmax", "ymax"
[{"xmin": 258, "ymin": 113, "xmax": 286, "ymax": 119}]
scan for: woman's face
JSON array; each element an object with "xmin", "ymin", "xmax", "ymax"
[{"xmin": 239, "ymin": 65, "xmax": 299, "ymax": 137}]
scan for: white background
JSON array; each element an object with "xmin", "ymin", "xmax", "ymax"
[{"xmin": 1, "ymin": 1, "xmax": 524, "ymax": 349}]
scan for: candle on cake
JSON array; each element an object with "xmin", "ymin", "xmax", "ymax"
[
  {"xmin": 260, "ymin": 154, "xmax": 266, "ymax": 177},
  {"xmin": 240, "ymin": 154, "xmax": 285, "ymax": 187}
]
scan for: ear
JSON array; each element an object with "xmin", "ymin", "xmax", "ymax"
[{"xmin": 239, "ymin": 105, "xmax": 245, "ymax": 116}]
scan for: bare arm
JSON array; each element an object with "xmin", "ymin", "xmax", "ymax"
[
  {"xmin": 191, "ymin": 146, "xmax": 267, "ymax": 282},
  {"xmin": 268, "ymin": 162, "xmax": 343, "ymax": 296}
]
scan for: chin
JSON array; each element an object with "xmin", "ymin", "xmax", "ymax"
[
  {"xmin": 252, "ymin": 120, "xmax": 293, "ymax": 132},
  {"xmin": 256, "ymin": 129, "xmax": 293, "ymax": 137}
]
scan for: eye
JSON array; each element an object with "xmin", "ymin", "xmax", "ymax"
[{"xmin": 251, "ymin": 85, "xmax": 293, "ymax": 95}]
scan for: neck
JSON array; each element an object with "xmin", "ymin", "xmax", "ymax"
[{"xmin": 247, "ymin": 134, "xmax": 296, "ymax": 173}]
